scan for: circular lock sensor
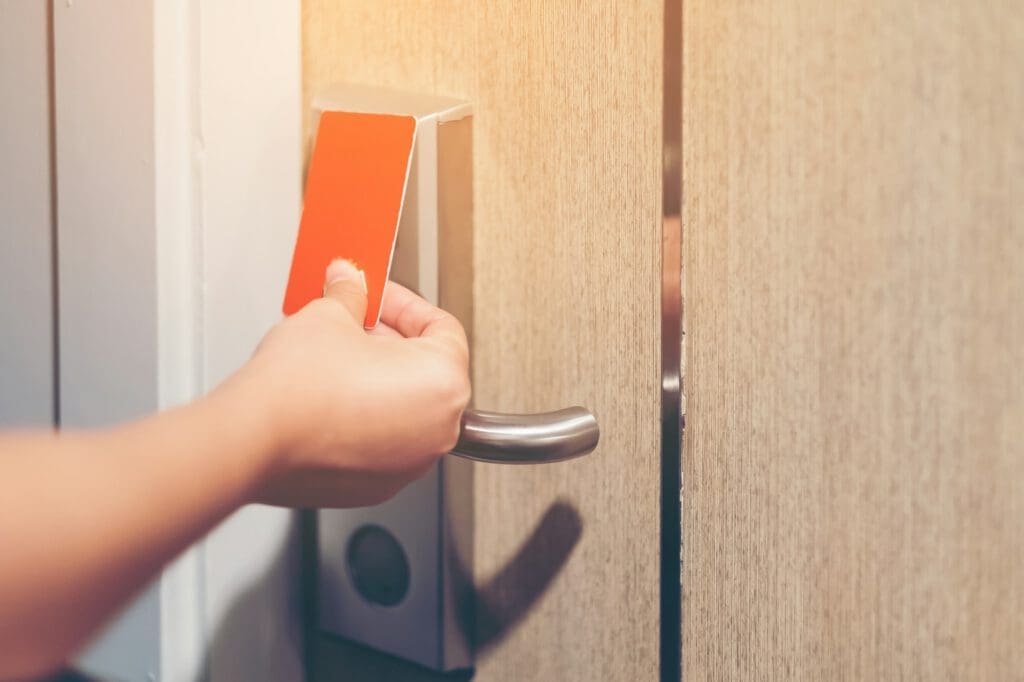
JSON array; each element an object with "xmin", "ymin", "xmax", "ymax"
[{"xmin": 345, "ymin": 524, "xmax": 410, "ymax": 607}]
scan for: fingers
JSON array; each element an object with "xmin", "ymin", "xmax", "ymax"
[
  {"xmin": 380, "ymin": 281, "xmax": 468, "ymax": 359},
  {"xmin": 367, "ymin": 322, "xmax": 402, "ymax": 338},
  {"xmin": 323, "ymin": 259, "xmax": 368, "ymax": 325}
]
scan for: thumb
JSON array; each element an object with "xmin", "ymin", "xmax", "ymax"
[{"xmin": 323, "ymin": 259, "xmax": 368, "ymax": 324}]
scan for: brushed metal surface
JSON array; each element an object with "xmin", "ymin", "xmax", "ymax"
[{"xmin": 451, "ymin": 408, "xmax": 599, "ymax": 464}]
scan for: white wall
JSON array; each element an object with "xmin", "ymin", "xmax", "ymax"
[
  {"xmin": 38, "ymin": 0, "xmax": 304, "ymax": 679},
  {"xmin": 194, "ymin": 1, "xmax": 305, "ymax": 680}
]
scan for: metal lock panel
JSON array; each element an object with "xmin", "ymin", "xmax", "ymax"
[{"xmin": 312, "ymin": 84, "xmax": 474, "ymax": 672}]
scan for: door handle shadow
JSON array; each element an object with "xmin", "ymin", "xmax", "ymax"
[{"xmin": 465, "ymin": 499, "xmax": 584, "ymax": 656}]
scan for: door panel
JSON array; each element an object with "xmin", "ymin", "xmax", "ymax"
[
  {"xmin": 304, "ymin": 2, "xmax": 663, "ymax": 679},
  {"xmin": 683, "ymin": 2, "xmax": 1024, "ymax": 678}
]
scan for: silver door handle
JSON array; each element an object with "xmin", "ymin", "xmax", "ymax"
[{"xmin": 450, "ymin": 407, "xmax": 599, "ymax": 464}]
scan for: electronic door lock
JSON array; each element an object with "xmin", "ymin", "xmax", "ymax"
[{"xmin": 313, "ymin": 85, "xmax": 599, "ymax": 672}]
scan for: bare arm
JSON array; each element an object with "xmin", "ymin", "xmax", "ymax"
[
  {"xmin": 0, "ymin": 261, "xmax": 470, "ymax": 678},
  {"xmin": 0, "ymin": 384, "xmax": 278, "ymax": 676}
]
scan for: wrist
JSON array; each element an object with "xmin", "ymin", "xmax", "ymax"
[{"xmin": 202, "ymin": 360, "xmax": 291, "ymax": 494}]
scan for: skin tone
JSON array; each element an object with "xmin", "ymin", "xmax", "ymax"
[{"xmin": 0, "ymin": 259, "xmax": 471, "ymax": 679}]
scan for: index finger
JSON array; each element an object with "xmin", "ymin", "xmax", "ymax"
[{"xmin": 380, "ymin": 281, "xmax": 468, "ymax": 357}]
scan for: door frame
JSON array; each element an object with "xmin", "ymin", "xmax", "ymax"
[{"xmin": 51, "ymin": 1, "xmax": 305, "ymax": 679}]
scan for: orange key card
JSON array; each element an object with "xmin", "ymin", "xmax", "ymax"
[{"xmin": 282, "ymin": 110, "xmax": 417, "ymax": 327}]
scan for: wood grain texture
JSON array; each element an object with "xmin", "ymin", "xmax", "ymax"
[
  {"xmin": 304, "ymin": 2, "xmax": 662, "ymax": 680},
  {"xmin": 683, "ymin": 2, "xmax": 1024, "ymax": 679}
]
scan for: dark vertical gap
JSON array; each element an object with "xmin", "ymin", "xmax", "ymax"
[
  {"xmin": 661, "ymin": 0, "xmax": 683, "ymax": 680},
  {"xmin": 301, "ymin": 508, "xmax": 320, "ymax": 680},
  {"xmin": 435, "ymin": 462, "xmax": 445, "ymax": 671},
  {"xmin": 45, "ymin": 0, "xmax": 61, "ymax": 428}
]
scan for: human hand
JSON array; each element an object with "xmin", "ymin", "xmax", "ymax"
[{"xmin": 225, "ymin": 259, "xmax": 470, "ymax": 508}]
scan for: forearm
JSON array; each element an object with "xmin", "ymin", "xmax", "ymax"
[
  {"xmin": 0, "ymin": 369, "xmax": 278, "ymax": 678},
  {"xmin": 0, "ymin": 267, "xmax": 470, "ymax": 679}
]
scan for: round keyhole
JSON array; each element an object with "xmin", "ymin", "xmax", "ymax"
[{"xmin": 345, "ymin": 524, "xmax": 410, "ymax": 607}]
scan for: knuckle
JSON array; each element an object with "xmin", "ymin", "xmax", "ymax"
[
  {"xmin": 441, "ymin": 421, "xmax": 462, "ymax": 453},
  {"xmin": 428, "ymin": 363, "xmax": 469, "ymax": 407},
  {"xmin": 445, "ymin": 365, "xmax": 472, "ymax": 406},
  {"xmin": 441, "ymin": 374, "xmax": 470, "ymax": 454},
  {"xmin": 451, "ymin": 374, "xmax": 472, "ymax": 409}
]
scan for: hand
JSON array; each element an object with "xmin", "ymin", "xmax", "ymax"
[
  {"xmin": 0, "ymin": 259, "xmax": 468, "ymax": 676},
  {"xmin": 226, "ymin": 259, "xmax": 471, "ymax": 507}
]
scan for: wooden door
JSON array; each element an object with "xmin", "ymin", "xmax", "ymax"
[
  {"xmin": 304, "ymin": 2, "xmax": 664, "ymax": 680},
  {"xmin": 683, "ymin": 2, "xmax": 1024, "ymax": 678}
]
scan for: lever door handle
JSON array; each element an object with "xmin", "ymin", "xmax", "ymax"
[{"xmin": 450, "ymin": 407, "xmax": 599, "ymax": 464}]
